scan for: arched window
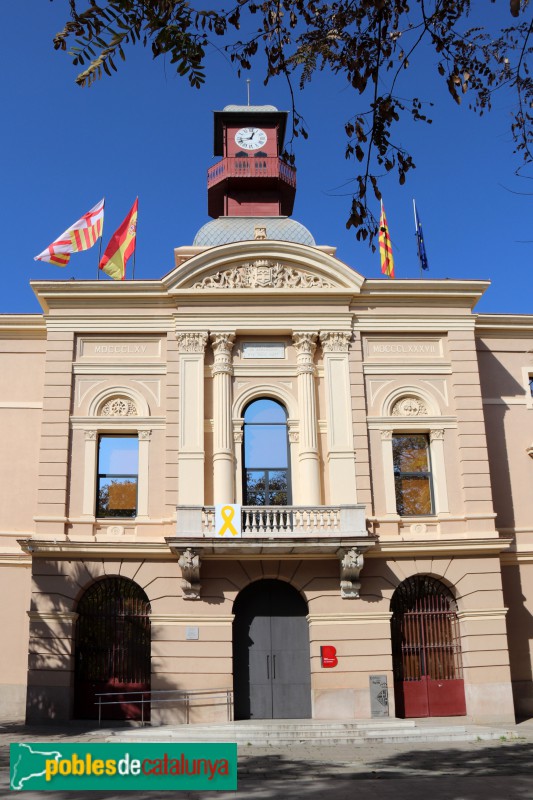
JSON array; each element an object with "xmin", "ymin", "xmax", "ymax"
[{"xmin": 243, "ymin": 398, "xmax": 290, "ymax": 505}]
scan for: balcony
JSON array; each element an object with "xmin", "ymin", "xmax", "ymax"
[
  {"xmin": 167, "ymin": 505, "xmax": 374, "ymax": 599},
  {"xmin": 169, "ymin": 504, "xmax": 370, "ymax": 555},
  {"xmin": 207, "ymin": 157, "xmax": 296, "ymax": 189}
]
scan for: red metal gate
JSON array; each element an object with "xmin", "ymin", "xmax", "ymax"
[
  {"xmin": 391, "ymin": 575, "xmax": 466, "ymax": 718},
  {"xmin": 74, "ymin": 577, "xmax": 151, "ymax": 720}
]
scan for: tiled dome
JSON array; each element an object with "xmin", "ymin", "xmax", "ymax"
[{"xmin": 193, "ymin": 216, "xmax": 315, "ymax": 247}]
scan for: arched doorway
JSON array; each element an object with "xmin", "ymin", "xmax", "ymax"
[
  {"xmin": 233, "ymin": 579, "xmax": 311, "ymax": 720},
  {"xmin": 243, "ymin": 398, "xmax": 290, "ymax": 505},
  {"xmin": 391, "ymin": 575, "xmax": 466, "ymax": 718},
  {"xmin": 74, "ymin": 576, "xmax": 151, "ymax": 720}
]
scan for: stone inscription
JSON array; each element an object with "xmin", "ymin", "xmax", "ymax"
[
  {"xmin": 79, "ymin": 339, "xmax": 161, "ymax": 359},
  {"xmin": 366, "ymin": 338, "xmax": 443, "ymax": 359},
  {"xmin": 242, "ymin": 343, "xmax": 285, "ymax": 359},
  {"xmin": 95, "ymin": 344, "xmax": 147, "ymax": 354}
]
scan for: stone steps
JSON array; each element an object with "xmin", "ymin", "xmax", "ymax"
[{"xmin": 107, "ymin": 718, "xmax": 517, "ymax": 746}]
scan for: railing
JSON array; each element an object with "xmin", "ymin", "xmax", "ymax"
[
  {"xmin": 176, "ymin": 505, "xmax": 366, "ymax": 537},
  {"xmin": 95, "ymin": 687, "xmax": 234, "ymax": 727},
  {"xmin": 207, "ymin": 157, "xmax": 296, "ymax": 188}
]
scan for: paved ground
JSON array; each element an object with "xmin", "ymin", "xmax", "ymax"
[{"xmin": 3, "ymin": 720, "xmax": 533, "ymax": 799}]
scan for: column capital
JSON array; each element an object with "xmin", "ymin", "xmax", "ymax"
[
  {"xmin": 320, "ymin": 331, "xmax": 351, "ymax": 353},
  {"xmin": 177, "ymin": 332, "xmax": 209, "ymax": 354},
  {"xmin": 292, "ymin": 332, "xmax": 318, "ymax": 356},
  {"xmin": 84, "ymin": 429, "xmax": 97, "ymax": 441},
  {"xmin": 430, "ymin": 429, "xmax": 445, "ymax": 441},
  {"xmin": 380, "ymin": 429, "xmax": 393, "ymax": 441},
  {"xmin": 211, "ymin": 332, "xmax": 236, "ymax": 356}
]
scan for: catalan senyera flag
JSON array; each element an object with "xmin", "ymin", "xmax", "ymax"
[
  {"xmin": 34, "ymin": 199, "xmax": 105, "ymax": 267},
  {"xmin": 99, "ymin": 198, "xmax": 138, "ymax": 280},
  {"xmin": 379, "ymin": 199, "xmax": 395, "ymax": 279}
]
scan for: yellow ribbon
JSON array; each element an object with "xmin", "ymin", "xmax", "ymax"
[{"xmin": 218, "ymin": 505, "xmax": 238, "ymax": 537}]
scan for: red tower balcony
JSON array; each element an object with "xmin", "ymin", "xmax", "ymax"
[{"xmin": 207, "ymin": 156, "xmax": 296, "ymax": 218}]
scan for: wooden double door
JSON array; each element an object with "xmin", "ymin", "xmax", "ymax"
[{"xmin": 233, "ymin": 580, "xmax": 312, "ymax": 720}]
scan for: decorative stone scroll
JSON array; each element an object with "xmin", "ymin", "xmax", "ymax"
[
  {"xmin": 100, "ymin": 396, "xmax": 138, "ymax": 417},
  {"xmin": 340, "ymin": 547, "xmax": 364, "ymax": 599},
  {"xmin": 177, "ymin": 332, "xmax": 209, "ymax": 353},
  {"xmin": 193, "ymin": 260, "xmax": 334, "ymax": 289},
  {"xmin": 391, "ymin": 396, "xmax": 429, "ymax": 417},
  {"xmin": 178, "ymin": 548, "xmax": 201, "ymax": 600}
]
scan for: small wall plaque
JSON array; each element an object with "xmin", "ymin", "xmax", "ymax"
[
  {"xmin": 242, "ymin": 342, "xmax": 285, "ymax": 359},
  {"xmin": 369, "ymin": 674, "xmax": 389, "ymax": 717},
  {"xmin": 186, "ymin": 626, "xmax": 199, "ymax": 641}
]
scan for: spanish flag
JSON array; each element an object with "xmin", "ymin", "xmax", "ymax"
[
  {"xmin": 379, "ymin": 200, "xmax": 395, "ymax": 278},
  {"xmin": 99, "ymin": 198, "xmax": 138, "ymax": 280},
  {"xmin": 34, "ymin": 199, "xmax": 104, "ymax": 267}
]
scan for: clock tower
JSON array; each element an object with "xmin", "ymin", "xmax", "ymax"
[{"xmin": 207, "ymin": 105, "xmax": 296, "ymax": 219}]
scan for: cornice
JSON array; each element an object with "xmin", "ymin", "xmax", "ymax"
[
  {"xmin": 353, "ymin": 314, "xmax": 476, "ymax": 332},
  {"xmin": 151, "ymin": 614, "xmax": 235, "ymax": 625},
  {"xmin": 30, "ymin": 280, "xmax": 173, "ymax": 315},
  {"xmin": 17, "ymin": 539, "xmax": 173, "ymax": 558},
  {"xmin": 44, "ymin": 316, "xmax": 174, "ymax": 333},
  {"xmin": 366, "ymin": 537, "xmax": 513, "ymax": 557},
  {"xmin": 0, "ymin": 315, "xmax": 47, "ymax": 338},
  {"xmin": 358, "ymin": 279, "xmax": 490, "ymax": 309},
  {"xmin": 307, "ymin": 612, "xmax": 392, "ymax": 624},
  {"xmin": 166, "ymin": 536, "xmax": 375, "ymax": 558},
  {"xmin": 475, "ymin": 314, "xmax": 533, "ymax": 334}
]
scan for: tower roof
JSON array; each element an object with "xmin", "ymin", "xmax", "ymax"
[{"xmin": 193, "ymin": 216, "xmax": 315, "ymax": 247}]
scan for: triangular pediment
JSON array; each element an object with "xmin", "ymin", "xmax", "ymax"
[{"xmin": 163, "ymin": 241, "xmax": 365, "ymax": 292}]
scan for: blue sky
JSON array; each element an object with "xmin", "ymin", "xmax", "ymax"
[{"xmin": 1, "ymin": 2, "xmax": 531, "ymax": 314}]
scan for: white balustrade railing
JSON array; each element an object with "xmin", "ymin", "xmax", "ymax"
[{"xmin": 176, "ymin": 505, "xmax": 366, "ymax": 537}]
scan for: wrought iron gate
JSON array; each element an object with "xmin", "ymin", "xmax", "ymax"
[
  {"xmin": 74, "ymin": 576, "xmax": 151, "ymax": 720},
  {"xmin": 391, "ymin": 575, "xmax": 466, "ymax": 718}
]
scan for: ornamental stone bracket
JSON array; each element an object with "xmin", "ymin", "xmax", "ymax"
[
  {"xmin": 528, "ymin": 445, "xmax": 533, "ymax": 459},
  {"xmin": 340, "ymin": 547, "xmax": 364, "ymax": 599},
  {"xmin": 178, "ymin": 547, "xmax": 201, "ymax": 600}
]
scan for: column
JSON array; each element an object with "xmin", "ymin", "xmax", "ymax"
[
  {"xmin": 320, "ymin": 331, "xmax": 358, "ymax": 504},
  {"xmin": 177, "ymin": 332, "xmax": 208, "ymax": 505},
  {"xmin": 293, "ymin": 332, "xmax": 321, "ymax": 505},
  {"xmin": 211, "ymin": 333, "xmax": 236, "ymax": 504}
]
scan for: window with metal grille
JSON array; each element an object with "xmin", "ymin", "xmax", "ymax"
[
  {"xmin": 393, "ymin": 433, "xmax": 433, "ymax": 516},
  {"xmin": 96, "ymin": 435, "xmax": 138, "ymax": 518},
  {"xmin": 243, "ymin": 398, "xmax": 291, "ymax": 505}
]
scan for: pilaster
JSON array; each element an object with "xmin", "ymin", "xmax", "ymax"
[
  {"xmin": 177, "ymin": 332, "xmax": 208, "ymax": 506},
  {"xmin": 320, "ymin": 331, "xmax": 357, "ymax": 504}
]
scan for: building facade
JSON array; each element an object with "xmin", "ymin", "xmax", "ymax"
[{"xmin": 1, "ymin": 105, "xmax": 532, "ymax": 726}]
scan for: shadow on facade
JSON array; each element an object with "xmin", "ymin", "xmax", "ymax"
[{"xmin": 3, "ymin": 740, "xmax": 533, "ymax": 798}]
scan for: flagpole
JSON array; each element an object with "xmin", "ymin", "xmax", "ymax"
[
  {"xmin": 413, "ymin": 198, "xmax": 422, "ymax": 279},
  {"xmin": 96, "ymin": 207, "xmax": 104, "ymax": 280},
  {"xmin": 132, "ymin": 197, "xmax": 138, "ymax": 280}
]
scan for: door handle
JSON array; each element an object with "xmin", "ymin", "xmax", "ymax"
[
  {"xmin": 273, "ymin": 654, "xmax": 276, "ymax": 679},
  {"xmin": 266, "ymin": 654, "xmax": 270, "ymax": 679}
]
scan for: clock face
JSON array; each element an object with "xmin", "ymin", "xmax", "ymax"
[{"xmin": 234, "ymin": 127, "xmax": 268, "ymax": 151}]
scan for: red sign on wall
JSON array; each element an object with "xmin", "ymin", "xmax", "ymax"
[{"xmin": 320, "ymin": 645, "xmax": 338, "ymax": 668}]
